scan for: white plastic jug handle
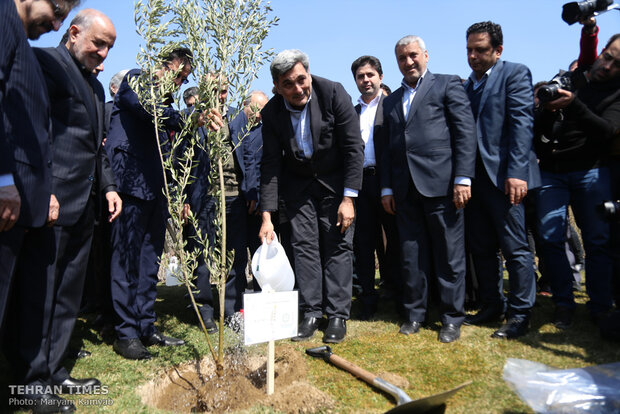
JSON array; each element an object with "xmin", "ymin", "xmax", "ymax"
[{"xmin": 257, "ymin": 237, "xmax": 268, "ymax": 273}]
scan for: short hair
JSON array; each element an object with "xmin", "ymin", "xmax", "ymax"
[
  {"xmin": 568, "ymin": 59, "xmax": 579, "ymax": 71},
  {"xmin": 58, "ymin": 0, "xmax": 82, "ymax": 15},
  {"xmin": 67, "ymin": 8, "xmax": 96, "ymax": 30},
  {"xmin": 466, "ymin": 21, "xmax": 503, "ymax": 49},
  {"xmin": 351, "ymin": 55, "xmax": 383, "ymax": 78},
  {"xmin": 183, "ymin": 86, "xmax": 199, "ymax": 105},
  {"xmin": 243, "ymin": 90, "xmax": 268, "ymax": 107},
  {"xmin": 109, "ymin": 69, "xmax": 129, "ymax": 97},
  {"xmin": 380, "ymin": 83, "xmax": 392, "ymax": 95},
  {"xmin": 604, "ymin": 33, "xmax": 620, "ymax": 50},
  {"xmin": 394, "ymin": 35, "xmax": 426, "ymax": 54},
  {"xmin": 160, "ymin": 47, "xmax": 194, "ymax": 70},
  {"xmin": 270, "ymin": 49, "xmax": 309, "ymax": 83},
  {"xmin": 60, "ymin": 8, "xmax": 94, "ymax": 45}
]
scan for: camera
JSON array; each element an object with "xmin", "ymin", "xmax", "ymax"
[
  {"xmin": 597, "ymin": 200, "xmax": 620, "ymax": 221},
  {"xmin": 537, "ymin": 71, "xmax": 576, "ymax": 103},
  {"xmin": 562, "ymin": 0, "xmax": 613, "ymax": 24}
]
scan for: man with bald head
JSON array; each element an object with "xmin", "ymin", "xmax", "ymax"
[{"xmin": 6, "ymin": 7, "xmax": 117, "ymax": 405}]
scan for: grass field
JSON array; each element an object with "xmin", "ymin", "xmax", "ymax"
[{"xmin": 2, "ymin": 277, "xmax": 619, "ymax": 413}]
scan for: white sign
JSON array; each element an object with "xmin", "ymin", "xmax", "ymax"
[{"xmin": 243, "ymin": 291, "xmax": 298, "ymax": 346}]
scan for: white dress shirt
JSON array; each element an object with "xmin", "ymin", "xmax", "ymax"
[
  {"xmin": 283, "ymin": 96, "xmax": 358, "ymax": 197},
  {"xmin": 357, "ymin": 92, "xmax": 382, "ymax": 168}
]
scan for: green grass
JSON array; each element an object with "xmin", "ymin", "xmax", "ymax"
[{"xmin": 2, "ymin": 278, "xmax": 619, "ymax": 413}]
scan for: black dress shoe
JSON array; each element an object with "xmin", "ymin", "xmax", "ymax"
[
  {"xmin": 292, "ymin": 316, "xmax": 321, "ymax": 342},
  {"xmin": 399, "ymin": 321, "xmax": 421, "ymax": 335},
  {"xmin": 438, "ymin": 323, "xmax": 460, "ymax": 343},
  {"xmin": 201, "ymin": 317, "xmax": 218, "ymax": 334},
  {"xmin": 491, "ymin": 317, "xmax": 529, "ymax": 339},
  {"xmin": 553, "ymin": 306, "xmax": 574, "ymax": 330},
  {"xmin": 464, "ymin": 305, "xmax": 505, "ymax": 326},
  {"xmin": 323, "ymin": 317, "xmax": 346, "ymax": 343},
  {"xmin": 142, "ymin": 330, "xmax": 185, "ymax": 347},
  {"xmin": 19, "ymin": 393, "xmax": 75, "ymax": 413},
  {"xmin": 56, "ymin": 377, "xmax": 101, "ymax": 394},
  {"xmin": 113, "ymin": 338, "xmax": 153, "ymax": 360}
]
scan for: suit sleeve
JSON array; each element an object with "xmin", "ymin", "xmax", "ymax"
[
  {"xmin": 378, "ymin": 98, "xmax": 393, "ymax": 191},
  {"xmin": 332, "ymin": 82, "xmax": 364, "ymax": 192},
  {"xmin": 98, "ymin": 147, "xmax": 117, "ymax": 193},
  {"xmin": 241, "ymin": 130, "xmax": 260, "ymax": 202},
  {"xmin": 0, "ymin": 6, "xmax": 17, "ymax": 175},
  {"xmin": 259, "ymin": 106, "xmax": 282, "ymax": 211},
  {"xmin": 116, "ymin": 72, "xmax": 184, "ymax": 134},
  {"xmin": 444, "ymin": 76, "xmax": 477, "ymax": 179},
  {"xmin": 505, "ymin": 65, "xmax": 535, "ymax": 181}
]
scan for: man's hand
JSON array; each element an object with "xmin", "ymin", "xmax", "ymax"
[
  {"xmin": 199, "ymin": 108, "xmax": 225, "ymax": 131},
  {"xmin": 381, "ymin": 195, "xmax": 396, "ymax": 215},
  {"xmin": 259, "ymin": 211, "xmax": 275, "ymax": 243},
  {"xmin": 579, "ymin": 16, "xmax": 596, "ymax": 33},
  {"xmin": 453, "ymin": 184, "xmax": 471, "ymax": 209},
  {"xmin": 47, "ymin": 194, "xmax": 60, "ymax": 226},
  {"xmin": 0, "ymin": 185, "xmax": 21, "ymax": 232},
  {"xmin": 505, "ymin": 178, "xmax": 528, "ymax": 205},
  {"xmin": 544, "ymin": 89, "xmax": 576, "ymax": 111},
  {"xmin": 247, "ymin": 199, "xmax": 257, "ymax": 215},
  {"xmin": 181, "ymin": 203, "xmax": 191, "ymax": 225},
  {"xmin": 105, "ymin": 191, "xmax": 122, "ymax": 223},
  {"xmin": 336, "ymin": 196, "xmax": 355, "ymax": 234}
]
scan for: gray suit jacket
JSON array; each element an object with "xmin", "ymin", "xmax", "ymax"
[
  {"xmin": 380, "ymin": 72, "xmax": 477, "ymax": 200},
  {"xmin": 463, "ymin": 60, "xmax": 540, "ymax": 189}
]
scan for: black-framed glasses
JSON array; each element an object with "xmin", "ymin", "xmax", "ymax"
[{"xmin": 46, "ymin": 0, "xmax": 64, "ymax": 18}]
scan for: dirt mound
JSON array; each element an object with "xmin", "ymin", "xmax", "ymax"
[{"xmin": 138, "ymin": 344, "xmax": 335, "ymax": 413}]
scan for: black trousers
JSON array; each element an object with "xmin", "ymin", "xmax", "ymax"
[
  {"xmin": 3, "ymin": 226, "xmax": 56, "ymax": 386},
  {"xmin": 46, "ymin": 197, "xmax": 96, "ymax": 383},
  {"xmin": 286, "ymin": 180, "xmax": 354, "ymax": 319},
  {"xmin": 353, "ymin": 170, "xmax": 382, "ymax": 308},
  {"xmin": 188, "ymin": 195, "xmax": 249, "ymax": 319},
  {"xmin": 395, "ymin": 180, "xmax": 466, "ymax": 325}
]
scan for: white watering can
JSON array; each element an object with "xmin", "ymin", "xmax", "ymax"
[{"xmin": 251, "ymin": 234, "xmax": 294, "ymax": 292}]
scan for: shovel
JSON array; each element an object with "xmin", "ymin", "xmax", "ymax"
[{"xmin": 306, "ymin": 346, "xmax": 471, "ymax": 413}]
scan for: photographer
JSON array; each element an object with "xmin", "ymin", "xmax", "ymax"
[{"xmin": 534, "ymin": 33, "xmax": 620, "ymax": 330}]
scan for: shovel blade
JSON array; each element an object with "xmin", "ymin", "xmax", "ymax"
[{"xmin": 384, "ymin": 381, "xmax": 471, "ymax": 414}]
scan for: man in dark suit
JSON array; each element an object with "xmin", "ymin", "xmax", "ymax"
[
  {"xmin": 15, "ymin": 9, "xmax": 118, "ymax": 396},
  {"xmin": 259, "ymin": 49, "xmax": 364, "ymax": 344},
  {"xmin": 350, "ymin": 55, "xmax": 400, "ymax": 320},
  {"xmin": 380, "ymin": 35, "xmax": 476, "ymax": 343},
  {"xmin": 179, "ymin": 87, "xmax": 218, "ymax": 332},
  {"xmin": 179, "ymin": 87, "xmax": 267, "ymax": 331},
  {"xmin": 462, "ymin": 22, "xmax": 540, "ymax": 339},
  {"xmin": 227, "ymin": 90, "xmax": 268, "ymax": 285},
  {"xmin": 106, "ymin": 48, "xmax": 195, "ymax": 360},
  {"xmin": 1, "ymin": 0, "xmax": 80, "ymax": 411}
]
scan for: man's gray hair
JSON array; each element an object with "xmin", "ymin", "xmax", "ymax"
[
  {"xmin": 394, "ymin": 35, "xmax": 426, "ymax": 54},
  {"xmin": 243, "ymin": 90, "xmax": 268, "ymax": 106},
  {"xmin": 270, "ymin": 49, "xmax": 309, "ymax": 83},
  {"xmin": 109, "ymin": 69, "xmax": 129, "ymax": 97}
]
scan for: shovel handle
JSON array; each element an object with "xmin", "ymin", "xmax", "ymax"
[{"xmin": 328, "ymin": 354, "xmax": 377, "ymax": 385}]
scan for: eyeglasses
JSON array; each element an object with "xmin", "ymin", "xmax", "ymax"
[{"xmin": 46, "ymin": 0, "xmax": 64, "ymax": 18}]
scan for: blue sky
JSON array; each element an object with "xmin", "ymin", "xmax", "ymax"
[{"xmin": 32, "ymin": 0, "xmax": 620, "ymax": 103}]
